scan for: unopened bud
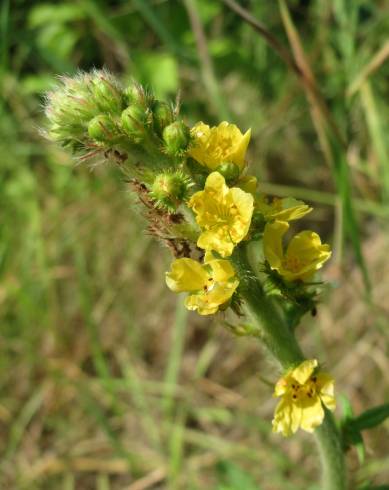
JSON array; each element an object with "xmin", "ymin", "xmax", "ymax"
[
  {"xmin": 88, "ymin": 115, "xmax": 118, "ymax": 143},
  {"xmin": 216, "ymin": 162, "xmax": 240, "ymax": 184},
  {"xmin": 152, "ymin": 100, "xmax": 174, "ymax": 135},
  {"xmin": 90, "ymin": 74, "xmax": 123, "ymax": 114},
  {"xmin": 162, "ymin": 121, "xmax": 190, "ymax": 156},
  {"xmin": 124, "ymin": 81, "xmax": 154, "ymax": 107},
  {"xmin": 151, "ymin": 171, "xmax": 192, "ymax": 211},
  {"xmin": 121, "ymin": 105, "xmax": 152, "ymax": 141}
]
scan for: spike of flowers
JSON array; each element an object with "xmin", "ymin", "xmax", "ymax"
[{"xmin": 44, "ymin": 71, "xmax": 351, "ymax": 490}]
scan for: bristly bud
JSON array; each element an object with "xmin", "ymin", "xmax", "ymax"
[
  {"xmin": 150, "ymin": 171, "xmax": 192, "ymax": 211},
  {"xmin": 89, "ymin": 72, "xmax": 124, "ymax": 114},
  {"xmin": 44, "ymin": 70, "xmax": 124, "ymax": 152},
  {"xmin": 162, "ymin": 121, "xmax": 190, "ymax": 156},
  {"xmin": 152, "ymin": 100, "xmax": 174, "ymax": 136},
  {"xmin": 216, "ymin": 162, "xmax": 240, "ymax": 184},
  {"xmin": 124, "ymin": 80, "xmax": 154, "ymax": 108},
  {"xmin": 121, "ymin": 105, "xmax": 153, "ymax": 142},
  {"xmin": 88, "ymin": 115, "xmax": 118, "ymax": 144}
]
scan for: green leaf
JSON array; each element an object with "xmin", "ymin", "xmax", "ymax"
[{"xmin": 351, "ymin": 404, "xmax": 389, "ymax": 432}]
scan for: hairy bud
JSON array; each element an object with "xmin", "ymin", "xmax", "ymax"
[
  {"xmin": 45, "ymin": 70, "xmax": 124, "ymax": 151},
  {"xmin": 88, "ymin": 115, "xmax": 118, "ymax": 143},
  {"xmin": 216, "ymin": 162, "xmax": 240, "ymax": 184},
  {"xmin": 124, "ymin": 81, "xmax": 154, "ymax": 108},
  {"xmin": 151, "ymin": 171, "xmax": 192, "ymax": 211},
  {"xmin": 152, "ymin": 100, "xmax": 174, "ymax": 136},
  {"xmin": 162, "ymin": 121, "xmax": 190, "ymax": 156},
  {"xmin": 121, "ymin": 105, "xmax": 152, "ymax": 141},
  {"xmin": 90, "ymin": 74, "xmax": 124, "ymax": 114}
]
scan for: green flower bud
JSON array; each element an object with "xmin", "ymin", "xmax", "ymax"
[
  {"xmin": 215, "ymin": 162, "xmax": 240, "ymax": 184},
  {"xmin": 151, "ymin": 171, "xmax": 192, "ymax": 211},
  {"xmin": 124, "ymin": 81, "xmax": 154, "ymax": 108},
  {"xmin": 88, "ymin": 115, "xmax": 117, "ymax": 143},
  {"xmin": 44, "ymin": 70, "xmax": 124, "ymax": 152},
  {"xmin": 152, "ymin": 100, "xmax": 174, "ymax": 135},
  {"xmin": 162, "ymin": 121, "xmax": 190, "ymax": 156},
  {"xmin": 90, "ymin": 73, "xmax": 124, "ymax": 114},
  {"xmin": 121, "ymin": 105, "xmax": 152, "ymax": 141}
]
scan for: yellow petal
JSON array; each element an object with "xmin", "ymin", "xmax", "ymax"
[
  {"xmin": 231, "ymin": 128, "xmax": 251, "ymax": 169},
  {"xmin": 207, "ymin": 170, "xmax": 228, "ymax": 191},
  {"xmin": 271, "ymin": 198, "xmax": 312, "ymax": 222},
  {"xmin": 208, "ymin": 259, "xmax": 236, "ymax": 282},
  {"xmin": 184, "ymin": 280, "xmax": 238, "ymax": 315},
  {"xmin": 291, "ymin": 359, "xmax": 318, "ymax": 385},
  {"xmin": 206, "ymin": 280, "xmax": 239, "ymax": 306},
  {"xmin": 316, "ymin": 372, "xmax": 336, "ymax": 411},
  {"xmin": 185, "ymin": 294, "xmax": 218, "ymax": 315},
  {"xmin": 272, "ymin": 397, "xmax": 302, "ymax": 437},
  {"xmin": 299, "ymin": 396, "xmax": 325, "ymax": 433},
  {"xmin": 166, "ymin": 258, "xmax": 207, "ymax": 293},
  {"xmin": 286, "ymin": 231, "xmax": 331, "ymax": 280},
  {"xmin": 237, "ymin": 175, "xmax": 257, "ymax": 194},
  {"xmin": 263, "ymin": 220, "xmax": 289, "ymax": 271},
  {"xmin": 230, "ymin": 187, "xmax": 255, "ymax": 223},
  {"xmin": 274, "ymin": 376, "xmax": 289, "ymax": 397},
  {"xmin": 197, "ymin": 230, "xmax": 235, "ymax": 258}
]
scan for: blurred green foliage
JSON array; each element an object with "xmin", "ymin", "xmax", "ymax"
[{"xmin": 0, "ymin": 1, "xmax": 388, "ymax": 489}]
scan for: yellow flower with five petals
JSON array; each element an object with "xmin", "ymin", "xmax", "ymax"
[
  {"xmin": 189, "ymin": 172, "xmax": 254, "ymax": 257},
  {"xmin": 263, "ymin": 220, "xmax": 331, "ymax": 282},
  {"xmin": 272, "ymin": 359, "xmax": 336, "ymax": 436},
  {"xmin": 165, "ymin": 255, "xmax": 239, "ymax": 315},
  {"xmin": 189, "ymin": 121, "xmax": 251, "ymax": 172}
]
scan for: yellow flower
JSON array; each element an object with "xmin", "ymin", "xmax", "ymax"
[
  {"xmin": 256, "ymin": 196, "xmax": 312, "ymax": 222},
  {"xmin": 189, "ymin": 121, "xmax": 251, "ymax": 171},
  {"xmin": 272, "ymin": 359, "xmax": 336, "ymax": 436},
  {"xmin": 263, "ymin": 220, "xmax": 331, "ymax": 281},
  {"xmin": 189, "ymin": 172, "xmax": 254, "ymax": 257},
  {"xmin": 165, "ymin": 256, "xmax": 239, "ymax": 315}
]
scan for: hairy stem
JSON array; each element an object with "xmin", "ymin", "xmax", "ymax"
[
  {"xmin": 315, "ymin": 412, "xmax": 347, "ymax": 490},
  {"xmin": 230, "ymin": 243, "xmax": 347, "ymax": 490}
]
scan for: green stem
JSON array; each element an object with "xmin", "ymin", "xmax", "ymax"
[
  {"xmin": 230, "ymin": 244, "xmax": 347, "ymax": 490},
  {"xmin": 315, "ymin": 412, "xmax": 348, "ymax": 490}
]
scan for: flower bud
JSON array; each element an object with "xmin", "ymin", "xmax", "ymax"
[
  {"xmin": 121, "ymin": 105, "xmax": 152, "ymax": 141},
  {"xmin": 215, "ymin": 162, "xmax": 240, "ymax": 184},
  {"xmin": 88, "ymin": 115, "xmax": 118, "ymax": 143},
  {"xmin": 151, "ymin": 171, "xmax": 192, "ymax": 211},
  {"xmin": 152, "ymin": 100, "xmax": 174, "ymax": 136},
  {"xmin": 90, "ymin": 73, "xmax": 124, "ymax": 114},
  {"xmin": 124, "ymin": 81, "xmax": 154, "ymax": 108},
  {"xmin": 162, "ymin": 121, "xmax": 190, "ymax": 156},
  {"xmin": 44, "ymin": 71, "xmax": 124, "ymax": 152}
]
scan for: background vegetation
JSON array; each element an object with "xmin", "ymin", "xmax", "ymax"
[{"xmin": 1, "ymin": 0, "xmax": 388, "ymax": 488}]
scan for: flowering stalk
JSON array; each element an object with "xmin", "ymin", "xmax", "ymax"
[
  {"xmin": 231, "ymin": 244, "xmax": 346, "ymax": 490},
  {"xmin": 44, "ymin": 70, "xmax": 348, "ymax": 489}
]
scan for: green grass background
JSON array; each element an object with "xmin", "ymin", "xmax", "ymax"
[{"xmin": 0, "ymin": 0, "xmax": 388, "ymax": 488}]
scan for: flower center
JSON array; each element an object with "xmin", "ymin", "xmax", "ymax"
[
  {"xmin": 290, "ymin": 376, "xmax": 318, "ymax": 402},
  {"xmin": 203, "ymin": 277, "xmax": 215, "ymax": 292},
  {"xmin": 283, "ymin": 255, "xmax": 303, "ymax": 273}
]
